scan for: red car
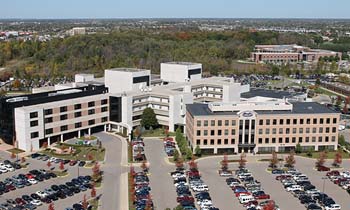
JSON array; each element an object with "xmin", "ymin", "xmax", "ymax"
[
  {"xmin": 25, "ymin": 173, "xmax": 34, "ymax": 179},
  {"xmin": 334, "ymin": 178, "xmax": 348, "ymax": 185},
  {"xmin": 276, "ymin": 175, "xmax": 291, "ymax": 181},
  {"xmin": 326, "ymin": 170, "xmax": 340, "ymax": 177},
  {"xmin": 15, "ymin": 198, "xmax": 26, "ymax": 206},
  {"xmin": 69, "ymin": 160, "xmax": 77, "ymax": 166},
  {"xmin": 317, "ymin": 165, "xmax": 330, "ymax": 171},
  {"xmin": 254, "ymin": 194, "xmax": 271, "ymax": 200},
  {"xmin": 6, "ymin": 184, "xmax": 16, "ymax": 191},
  {"xmin": 243, "ymin": 200, "xmax": 258, "ymax": 207},
  {"xmin": 235, "ymin": 191, "xmax": 250, "ymax": 197},
  {"xmin": 177, "ymin": 196, "xmax": 194, "ymax": 203}
]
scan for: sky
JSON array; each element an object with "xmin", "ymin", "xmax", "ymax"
[{"xmin": 1, "ymin": 0, "xmax": 350, "ymax": 19}]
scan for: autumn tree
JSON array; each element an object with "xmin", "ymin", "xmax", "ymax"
[
  {"xmin": 333, "ymin": 151, "xmax": 342, "ymax": 167},
  {"xmin": 188, "ymin": 157, "xmax": 198, "ymax": 171},
  {"xmin": 175, "ymin": 158, "xmax": 184, "ymax": 169},
  {"xmin": 10, "ymin": 152, "xmax": 16, "ymax": 159},
  {"xmin": 12, "ymin": 79, "xmax": 21, "ymax": 89},
  {"xmin": 59, "ymin": 161, "xmax": 65, "ymax": 170},
  {"xmin": 285, "ymin": 151, "xmax": 296, "ymax": 168},
  {"xmin": 221, "ymin": 154, "xmax": 229, "ymax": 171},
  {"xmin": 141, "ymin": 160, "xmax": 149, "ymax": 172},
  {"xmin": 91, "ymin": 184, "xmax": 97, "ymax": 198},
  {"xmin": 343, "ymin": 96, "xmax": 350, "ymax": 114},
  {"xmin": 270, "ymin": 151, "xmax": 279, "ymax": 168},
  {"xmin": 82, "ymin": 194, "xmax": 88, "ymax": 210},
  {"xmin": 47, "ymin": 161, "xmax": 52, "ymax": 169},
  {"xmin": 48, "ymin": 203, "xmax": 54, "ymax": 210},
  {"xmin": 316, "ymin": 151, "xmax": 327, "ymax": 167},
  {"xmin": 92, "ymin": 162, "xmax": 101, "ymax": 181},
  {"xmin": 238, "ymin": 153, "xmax": 247, "ymax": 169},
  {"xmin": 21, "ymin": 157, "xmax": 26, "ymax": 163},
  {"xmin": 263, "ymin": 200, "xmax": 275, "ymax": 210}
]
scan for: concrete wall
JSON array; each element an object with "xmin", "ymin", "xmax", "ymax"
[{"xmin": 161, "ymin": 63, "xmax": 202, "ymax": 83}]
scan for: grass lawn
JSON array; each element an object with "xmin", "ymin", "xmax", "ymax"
[
  {"xmin": 7, "ymin": 148, "xmax": 25, "ymax": 154},
  {"xmin": 141, "ymin": 128, "xmax": 175, "ymax": 137},
  {"xmin": 40, "ymin": 144, "xmax": 106, "ymax": 161},
  {"xmin": 78, "ymin": 136, "xmax": 97, "ymax": 140},
  {"xmin": 128, "ymin": 143, "xmax": 133, "ymax": 163},
  {"xmin": 89, "ymin": 198, "xmax": 100, "ymax": 210},
  {"xmin": 258, "ymin": 158, "xmax": 284, "ymax": 162},
  {"xmin": 297, "ymin": 150, "xmax": 350, "ymax": 159}
]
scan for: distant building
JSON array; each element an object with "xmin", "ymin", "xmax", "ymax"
[
  {"xmin": 251, "ymin": 45, "xmax": 341, "ymax": 64},
  {"xmin": 67, "ymin": 27, "xmax": 86, "ymax": 36}
]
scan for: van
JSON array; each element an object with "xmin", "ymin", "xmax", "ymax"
[{"xmin": 239, "ymin": 195, "xmax": 255, "ymax": 204}]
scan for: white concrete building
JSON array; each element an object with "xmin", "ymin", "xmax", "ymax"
[{"xmin": 161, "ymin": 62, "xmax": 202, "ymax": 83}]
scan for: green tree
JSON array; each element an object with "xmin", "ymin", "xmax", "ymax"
[
  {"xmin": 173, "ymin": 149, "xmax": 179, "ymax": 162},
  {"xmin": 339, "ymin": 135, "xmax": 346, "ymax": 146},
  {"xmin": 194, "ymin": 145, "xmax": 202, "ymax": 157},
  {"xmin": 140, "ymin": 108, "xmax": 158, "ymax": 129},
  {"xmin": 185, "ymin": 148, "xmax": 193, "ymax": 160},
  {"xmin": 295, "ymin": 143, "xmax": 302, "ymax": 154}
]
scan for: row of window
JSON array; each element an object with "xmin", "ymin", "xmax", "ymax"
[
  {"xmin": 43, "ymin": 99, "xmax": 108, "ymax": 116},
  {"xmin": 196, "ymin": 139, "xmax": 235, "ymax": 146},
  {"xmin": 257, "ymin": 136, "xmax": 337, "ymax": 144},
  {"xmin": 258, "ymin": 127, "xmax": 337, "ymax": 135},
  {"xmin": 259, "ymin": 117, "xmax": 337, "ymax": 126},
  {"xmin": 196, "ymin": 129, "xmax": 236, "ymax": 136},
  {"xmin": 197, "ymin": 120, "xmax": 236, "ymax": 127}
]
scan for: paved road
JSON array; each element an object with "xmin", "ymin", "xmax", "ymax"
[{"xmin": 143, "ymin": 138, "xmax": 178, "ymax": 210}]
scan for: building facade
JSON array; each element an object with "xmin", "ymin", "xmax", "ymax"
[{"xmin": 186, "ymin": 101, "xmax": 339, "ymax": 154}]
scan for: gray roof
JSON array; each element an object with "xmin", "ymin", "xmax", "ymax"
[
  {"xmin": 241, "ymin": 89, "xmax": 304, "ymax": 99},
  {"xmin": 186, "ymin": 102, "xmax": 338, "ymax": 117}
]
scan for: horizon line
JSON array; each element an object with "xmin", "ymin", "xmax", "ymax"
[{"xmin": 1, "ymin": 17, "xmax": 350, "ymax": 20}]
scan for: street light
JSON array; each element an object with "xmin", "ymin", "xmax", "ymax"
[{"xmin": 321, "ymin": 176, "xmax": 327, "ymax": 204}]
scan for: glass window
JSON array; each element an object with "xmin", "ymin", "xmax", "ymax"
[
  {"xmin": 265, "ymin": 138, "xmax": 269, "ymax": 143},
  {"xmin": 285, "ymin": 137, "xmax": 289, "ymax": 143},
  {"xmin": 203, "ymin": 139, "xmax": 208, "ymax": 145},
  {"xmin": 218, "ymin": 139, "xmax": 222, "ymax": 145},
  {"xmin": 312, "ymin": 137, "xmax": 316, "ymax": 142},
  {"xmin": 211, "ymin": 120, "xmax": 215, "ymax": 126},
  {"xmin": 196, "ymin": 140, "xmax": 200, "ymax": 145},
  {"xmin": 30, "ymin": 112, "xmax": 38, "ymax": 119},
  {"xmin": 231, "ymin": 129, "xmax": 236, "ymax": 135},
  {"xmin": 279, "ymin": 119, "xmax": 284, "ymax": 125},
  {"xmin": 293, "ymin": 128, "xmax": 297, "ymax": 134},
  {"xmin": 101, "ymin": 99, "xmax": 108, "ymax": 105},
  {"xmin": 218, "ymin": 120, "xmax": 222, "ymax": 126},
  {"xmin": 196, "ymin": 130, "xmax": 201, "ymax": 136},
  {"xmin": 259, "ymin": 120, "xmax": 263, "ymax": 125},
  {"xmin": 218, "ymin": 130, "xmax": 222, "ymax": 135},
  {"xmin": 266, "ymin": 119, "xmax": 270, "ymax": 125},
  {"xmin": 306, "ymin": 118, "xmax": 311, "ymax": 124},
  {"xmin": 88, "ymin": 120, "xmax": 95, "ymax": 125},
  {"xmin": 101, "ymin": 107, "xmax": 108, "ymax": 112},
  {"xmin": 224, "ymin": 129, "xmax": 229, "ymax": 135},
  {"xmin": 88, "ymin": 109, "xmax": 95, "ymax": 115},
  {"xmin": 204, "ymin": 120, "xmax": 208, "ymax": 126},
  {"xmin": 326, "ymin": 127, "xmax": 330, "ymax": 133},
  {"xmin": 225, "ymin": 120, "xmax": 229, "ymax": 126},
  {"xmin": 88, "ymin": 101, "xmax": 95, "ymax": 107},
  {"xmin": 60, "ymin": 125, "xmax": 68, "ymax": 131},
  {"xmin": 319, "ymin": 127, "xmax": 323, "ymax": 133},
  {"xmin": 210, "ymin": 139, "xmax": 214, "ymax": 145},
  {"xmin": 272, "ymin": 138, "xmax": 276, "ymax": 143},
  {"xmin": 313, "ymin": 118, "xmax": 317, "ymax": 124},
  {"xmin": 45, "ymin": 117, "xmax": 53, "ymax": 123},
  {"xmin": 300, "ymin": 119, "xmax": 304, "ymax": 124},
  {"xmin": 259, "ymin": 129, "xmax": 263, "ymax": 134},
  {"xmin": 210, "ymin": 130, "xmax": 215, "ymax": 136},
  {"xmin": 101, "ymin": 117, "xmax": 108, "ymax": 122},
  {"xmin": 332, "ymin": 136, "xmax": 336, "ymax": 142},
  {"xmin": 272, "ymin": 128, "xmax": 276, "ymax": 134},
  {"xmin": 75, "ymin": 112, "xmax": 82, "ymax": 118},
  {"xmin": 265, "ymin": 129, "xmax": 270, "ymax": 134},
  {"xmin": 30, "ymin": 120, "xmax": 38, "ymax": 127},
  {"xmin": 293, "ymin": 119, "xmax": 297, "ymax": 124},
  {"xmin": 279, "ymin": 138, "xmax": 283, "ymax": 143},
  {"xmin": 279, "ymin": 128, "xmax": 283, "ymax": 134},
  {"xmin": 30, "ymin": 132, "xmax": 39, "ymax": 139},
  {"xmin": 305, "ymin": 137, "xmax": 309, "ymax": 142},
  {"xmin": 312, "ymin": 128, "xmax": 317, "ymax": 133},
  {"xmin": 333, "ymin": 118, "xmax": 337, "ymax": 124},
  {"xmin": 326, "ymin": 118, "xmax": 330, "ymax": 124},
  {"xmin": 60, "ymin": 106, "xmax": 67, "ymax": 113},
  {"xmin": 44, "ymin": 109, "xmax": 53, "ymax": 115},
  {"xmin": 74, "ymin": 104, "xmax": 82, "ymax": 110},
  {"xmin": 318, "ymin": 137, "xmax": 322, "ymax": 142},
  {"xmin": 320, "ymin": 118, "xmax": 324, "ymax": 124},
  {"xmin": 197, "ymin": 120, "xmax": 201, "ymax": 127},
  {"xmin": 224, "ymin": 139, "xmax": 228, "ymax": 144},
  {"xmin": 60, "ymin": 114, "xmax": 68, "ymax": 121},
  {"xmin": 258, "ymin": 138, "xmax": 262, "ymax": 144},
  {"xmin": 306, "ymin": 128, "xmax": 310, "ymax": 133},
  {"xmin": 204, "ymin": 130, "xmax": 208, "ymax": 136},
  {"xmin": 332, "ymin": 127, "xmax": 336, "ymax": 133},
  {"xmin": 231, "ymin": 139, "xmax": 235, "ymax": 144},
  {"xmin": 286, "ymin": 119, "xmax": 290, "ymax": 125},
  {"xmin": 75, "ymin": 122, "xmax": 82, "ymax": 128},
  {"xmin": 232, "ymin": 120, "xmax": 236, "ymax": 126},
  {"xmin": 286, "ymin": 128, "xmax": 290, "ymax": 134},
  {"xmin": 299, "ymin": 128, "xmax": 303, "ymax": 133},
  {"xmin": 45, "ymin": 128, "xmax": 53, "ymax": 135},
  {"xmin": 273, "ymin": 119, "xmax": 277, "ymax": 125}
]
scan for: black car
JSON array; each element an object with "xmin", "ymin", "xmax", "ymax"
[
  {"xmin": 272, "ymin": 169, "xmax": 284, "ymax": 174},
  {"xmin": 21, "ymin": 195, "xmax": 32, "ymax": 202},
  {"xmin": 51, "ymin": 185, "xmax": 60, "ymax": 191},
  {"xmin": 31, "ymin": 153, "xmax": 41, "ymax": 159},
  {"xmin": 56, "ymin": 191, "xmax": 67, "ymax": 199},
  {"xmin": 30, "ymin": 193, "xmax": 41, "ymax": 200},
  {"xmin": 307, "ymin": 203, "xmax": 322, "ymax": 210},
  {"xmin": 78, "ymin": 161, "xmax": 86, "ymax": 167}
]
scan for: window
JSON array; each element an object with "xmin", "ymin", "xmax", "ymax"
[
  {"xmin": 326, "ymin": 118, "xmax": 330, "ymax": 124},
  {"xmin": 204, "ymin": 120, "xmax": 208, "ymax": 126},
  {"xmin": 45, "ymin": 128, "xmax": 53, "ymax": 135},
  {"xmin": 292, "ymin": 137, "xmax": 296, "ymax": 143},
  {"xmin": 286, "ymin": 119, "xmax": 290, "ymax": 125},
  {"xmin": 285, "ymin": 137, "xmax": 289, "ymax": 143},
  {"xmin": 279, "ymin": 138, "xmax": 283, "ymax": 143},
  {"xmin": 266, "ymin": 129, "xmax": 270, "ymax": 135},
  {"xmin": 305, "ymin": 137, "xmax": 310, "ymax": 143},
  {"xmin": 272, "ymin": 138, "xmax": 276, "ymax": 143},
  {"xmin": 75, "ymin": 112, "xmax": 82, "ymax": 118},
  {"xmin": 224, "ymin": 139, "xmax": 228, "ymax": 144},
  {"xmin": 231, "ymin": 139, "xmax": 235, "ymax": 144},
  {"xmin": 204, "ymin": 139, "xmax": 208, "ymax": 145},
  {"xmin": 88, "ymin": 120, "xmax": 95, "ymax": 125},
  {"xmin": 88, "ymin": 101, "xmax": 95, "ymax": 107},
  {"xmin": 272, "ymin": 128, "xmax": 276, "ymax": 134},
  {"xmin": 265, "ymin": 138, "xmax": 269, "ymax": 143},
  {"xmin": 196, "ymin": 130, "xmax": 201, "ymax": 136},
  {"xmin": 210, "ymin": 139, "xmax": 214, "ymax": 145},
  {"xmin": 218, "ymin": 139, "xmax": 222, "ymax": 145},
  {"xmin": 75, "ymin": 122, "xmax": 82, "ymax": 128},
  {"xmin": 293, "ymin": 119, "xmax": 297, "ymax": 124},
  {"xmin": 211, "ymin": 120, "xmax": 215, "ymax": 126},
  {"xmin": 306, "ymin": 118, "xmax": 311, "ymax": 124},
  {"xmin": 224, "ymin": 129, "xmax": 229, "ymax": 135},
  {"xmin": 197, "ymin": 121, "xmax": 201, "ymax": 127},
  {"xmin": 312, "ymin": 137, "xmax": 316, "ymax": 142},
  {"xmin": 273, "ymin": 119, "xmax": 277, "ymax": 125},
  {"xmin": 333, "ymin": 118, "xmax": 337, "ymax": 124},
  {"xmin": 279, "ymin": 128, "xmax": 283, "ymax": 134},
  {"xmin": 300, "ymin": 119, "xmax": 304, "ymax": 124},
  {"xmin": 259, "ymin": 129, "xmax": 263, "ymax": 134},
  {"xmin": 30, "ymin": 120, "xmax": 38, "ymax": 127},
  {"xmin": 218, "ymin": 120, "xmax": 222, "ymax": 126},
  {"xmin": 45, "ymin": 117, "xmax": 53, "ymax": 123},
  {"xmin": 326, "ymin": 127, "xmax": 330, "ymax": 133},
  {"xmin": 231, "ymin": 129, "xmax": 236, "ymax": 135},
  {"xmin": 210, "ymin": 130, "xmax": 215, "ymax": 136},
  {"xmin": 232, "ymin": 120, "xmax": 236, "ymax": 126},
  {"xmin": 101, "ymin": 117, "xmax": 108, "ymax": 122},
  {"xmin": 88, "ymin": 109, "xmax": 95, "ymax": 115},
  {"xmin": 318, "ymin": 137, "xmax": 322, "ymax": 142},
  {"xmin": 225, "ymin": 120, "xmax": 229, "ymax": 126},
  {"xmin": 196, "ymin": 140, "xmax": 201, "ymax": 145},
  {"xmin": 258, "ymin": 138, "xmax": 263, "ymax": 144},
  {"xmin": 60, "ymin": 114, "xmax": 68, "ymax": 121},
  {"xmin": 319, "ymin": 127, "xmax": 323, "ymax": 133},
  {"xmin": 293, "ymin": 128, "xmax": 297, "ymax": 134},
  {"xmin": 101, "ymin": 107, "xmax": 108, "ymax": 112},
  {"xmin": 61, "ymin": 125, "xmax": 68, "ymax": 131},
  {"xmin": 320, "ymin": 118, "xmax": 324, "ymax": 124},
  {"xmin": 306, "ymin": 128, "xmax": 310, "ymax": 133},
  {"xmin": 218, "ymin": 130, "xmax": 222, "ymax": 136},
  {"xmin": 332, "ymin": 127, "xmax": 337, "ymax": 133},
  {"xmin": 312, "ymin": 128, "xmax": 317, "ymax": 133},
  {"xmin": 204, "ymin": 130, "xmax": 208, "ymax": 136},
  {"xmin": 60, "ymin": 106, "xmax": 67, "ymax": 112},
  {"xmin": 325, "ymin": 136, "xmax": 329, "ymax": 142},
  {"xmin": 44, "ymin": 109, "xmax": 53, "ymax": 115},
  {"xmin": 279, "ymin": 119, "xmax": 284, "ymax": 125},
  {"xmin": 101, "ymin": 99, "xmax": 108, "ymax": 105},
  {"xmin": 31, "ymin": 132, "xmax": 39, "ymax": 139},
  {"xmin": 313, "ymin": 118, "xmax": 317, "ymax": 124},
  {"xmin": 332, "ymin": 136, "xmax": 336, "ymax": 142},
  {"xmin": 266, "ymin": 119, "xmax": 270, "ymax": 125},
  {"xmin": 259, "ymin": 120, "xmax": 263, "ymax": 125},
  {"xmin": 298, "ymin": 137, "xmax": 303, "ymax": 143},
  {"xmin": 30, "ymin": 112, "xmax": 38, "ymax": 119},
  {"xmin": 286, "ymin": 128, "xmax": 290, "ymax": 134},
  {"xmin": 74, "ymin": 104, "xmax": 82, "ymax": 110},
  {"xmin": 299, "ymin": 128, "xmax": 303, "ymax": 134}
]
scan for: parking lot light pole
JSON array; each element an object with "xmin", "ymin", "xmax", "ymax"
[{"xmin": 322, "ymin": 176, "xmax": 327, "ymax": 204}]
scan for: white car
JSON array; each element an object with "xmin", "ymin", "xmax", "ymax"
[
  {"xmin": 306, "ymin": 189, "xmax": 320, "ymax": 195},
  {"xmin": 49, "ymin": 157, "xmax": 57, "ymax": 162},
  {"xmin": 174, "ymin": 182, "xmax": 188, "ymax": 187},
  {"xmin": 28, "ymin": 178, "xmax": 38, "ymax": 185},
  {"xmin": 4, "ymin": 164, "xmax": 14, "ymax": 172},
  {"xmin": 219, "ymin": 171, "xmax": 232, "ymax": 177},
  {"xmin": 192, "ymin": 185, "xmax": 209, "ymax": 192},
  {"xmin": 36, "ymin": 191, "xmax": 48, "ymax": 198},
  {"xmin": 325, "ymin": 204, "xmax": 341, "ymax": 210},
  {"xmin": 0, "ymin": 167, "xmax": 7, "ymax": 173},
  {"xmin": 197, "ymin": 199, "xmax": 212, "ymax": 206},
  {"xmin": 30, "ymin": 199, "xmax": 42, "ymax": 206},
  {"xmin": 286, "ymin": 185, "xmax": 302, "ymax": 192}
]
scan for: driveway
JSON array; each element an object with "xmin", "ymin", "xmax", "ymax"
[{"xmin": 143, "ymin": 138, "xmax": 178, "ymax": 210}]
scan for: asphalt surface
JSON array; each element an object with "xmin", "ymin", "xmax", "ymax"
[{"xmin": 143, "ymin": 138, "xmax": 178, "ymax": 210}]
